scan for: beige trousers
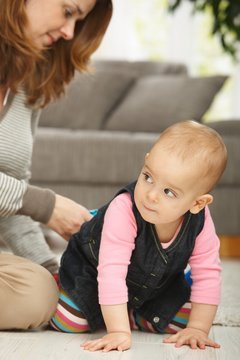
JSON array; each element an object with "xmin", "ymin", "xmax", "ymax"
[{"xmin": 0, "ymin": 253, "xmax": 58, "ymax": 330}]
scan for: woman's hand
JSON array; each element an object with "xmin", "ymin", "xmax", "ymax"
[
  {"xmin": 81, "ymin": 332, "xmax": 132, "ymax": 352},
  {"xmin": 163, "ymin": 327, "xmax": 220, "ymax": 349},
  {"xmin": 47, "ymin": 194, "xmax": 92, "ymax": 240}
]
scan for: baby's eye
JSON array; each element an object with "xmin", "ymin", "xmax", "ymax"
[
  {"xmin": 143, "ymin": 173, "xmax": 153, "ymax": 184},
  {"xmin": 164, "ymin": 188, "xmax": 176, "ymax": 198}
]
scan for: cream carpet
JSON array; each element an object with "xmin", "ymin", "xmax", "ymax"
[{"xmin": 213, "ymin": 259, "xmax": 240, "ymax": 326}]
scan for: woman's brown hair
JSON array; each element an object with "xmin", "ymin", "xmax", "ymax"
[{"xmin": 0, "ymin": 0, "xmax": 113, "ymax": 107}]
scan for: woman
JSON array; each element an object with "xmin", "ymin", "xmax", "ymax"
[{"xmin": 0, "ymin": 0, "xmax": 112, "ymax": 329}]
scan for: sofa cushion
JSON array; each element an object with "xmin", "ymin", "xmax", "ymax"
[
  {"xmin": 207, "ymin": 119, "xmax": 240, "ymax": 136},
  {"xmin": 105, "ymin": 75, "xmax": 227, "ymax": 132},
  {"xmin": 39, "ymin": 70, "xmax": 136, "ymax": 130}
]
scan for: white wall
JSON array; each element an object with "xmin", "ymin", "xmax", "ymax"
[
  {"xmin": 94, "ymin": 0, "xmax": 240, "ymax": 119},
  {"xmin": 94, "ymin": 1, "xmax": 141, "ymax": 59}
]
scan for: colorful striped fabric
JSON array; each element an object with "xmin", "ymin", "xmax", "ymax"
[
  {"xmin": 129, "ymin": 302, "xmax": 191, "ymax": 334},
  {"xmin": 50, "ymin": 287, "xmax": 90, "ymax": 333},
  {"xmin": 50, "ymin": 286, "xmax": 191, "ymax": 334},
  {"xmin": 164, "ymin": 302, "xmax": 191, "ymax": 334}
]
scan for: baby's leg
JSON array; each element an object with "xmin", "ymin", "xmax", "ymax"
[
  {"xmin": 50, "ymin": 287, "xmax": 90, "ymax": 333},
  {"xmin": 0, "ymin": 215, "xmax": 58, "ymax": 273},
  {"xmin": 128, "ymin": 309, "xmax": 158, "ymax": 333},
  {"xmin": 162, "ymin": 302, "xmax": 191, "ymax": 334},
  {"xmin": 0, "ymin": 253, "xmax": 58, "ymax": 329},
  {"xmin": 129, "ymin": 302, "xmax": 191, "ymax": 334}
]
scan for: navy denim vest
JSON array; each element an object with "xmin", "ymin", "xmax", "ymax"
[{"xmin": 59, "ymin": 182, "xmax": 204, "ymax": 331}]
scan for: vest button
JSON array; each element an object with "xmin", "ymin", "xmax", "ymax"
[{"xmin": 153, "ymin": 316, "xmax": 160, "ymax": 323}]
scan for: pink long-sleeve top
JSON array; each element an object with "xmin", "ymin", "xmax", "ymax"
[{"xmin": 97, "ymin": 193, "xmax": 221, "ymax": 306}]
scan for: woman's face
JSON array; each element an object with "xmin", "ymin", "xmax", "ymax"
[{"xmin": 25, "ymin": 0, "xmax": 96, "ymax": 49}]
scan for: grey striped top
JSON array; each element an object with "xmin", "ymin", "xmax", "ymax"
[{"xmin": 0, "ymin": 90, "xmax": 55, "ymax": 223}]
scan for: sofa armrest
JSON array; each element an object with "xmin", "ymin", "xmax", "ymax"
[{"xmin": 207, "ymin": 119, "xmax": 240, "ymax": 136}]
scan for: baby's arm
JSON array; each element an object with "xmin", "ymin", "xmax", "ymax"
[
  {"xmin": 163, "ymin": 302, "xmax": 220, "ymax": 349},
  {"xmin": 82, "ymin": 193, "xmax": 137, "ymax": 352},
  {"xmin": 165, "ymin": 206, "xmax": 221, "ymax": 349},
  {"xmin": 82, "ymin": 304, "xmax": 131, "ymax": 352}
]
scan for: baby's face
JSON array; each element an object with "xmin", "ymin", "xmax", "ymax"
[{"xmin": 134, "ymin": 143, "xmax": 203, "ymax": 226}]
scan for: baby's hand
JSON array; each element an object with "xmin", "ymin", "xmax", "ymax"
[
  {"xmin": 81, "ymin": 331, "xmax": 131, "ymax": 352},
  {"xmin": 163, "ymin": 327, "xmax": 220, "ymax": 349}
]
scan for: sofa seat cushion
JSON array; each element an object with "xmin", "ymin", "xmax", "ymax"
[
  {"xmin": 32, "ymin": 127, "xmax": 239, "ymax": 187},
  {"xmin": 32, "ymin": 128, "xmax": 158, "ymax": 184},
  {"xmin": 105, "ymin": 75, "xmax": 227, "ymax": 132}
]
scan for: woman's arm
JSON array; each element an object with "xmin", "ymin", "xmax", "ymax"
[
  {"xmin": 47, "ymin": 193, "xmax": 92, "ymax": 239},
  {"xmin": 0, "ymin": 172, "xmax": 28, "ymax": 216},
  {"xmin": 18, "ymin": 185, "xmax": 92, "ymax": 239}
]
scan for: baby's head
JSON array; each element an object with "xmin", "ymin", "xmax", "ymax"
[
  {"xmin": 134, "ymin": 121, "xmax": 227, "ymax": 225},
  {"xmin": 155, "ymin": 120, "xmax": 227, "ymax": 193}
]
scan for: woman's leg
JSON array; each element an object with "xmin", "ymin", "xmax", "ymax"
[
  {"xmin": 0, "ymin": 216, "xmax": 58, "ymax": 273},
  {"xmin": 0, "ymin": 253, "xmax": 58, "ymax": 329}
]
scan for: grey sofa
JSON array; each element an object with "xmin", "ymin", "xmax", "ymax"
[{"xmin": 31, "ymin": 60, "xmax": 240, "ymax": 235}]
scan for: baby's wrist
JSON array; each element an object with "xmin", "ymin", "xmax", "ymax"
[
  {"xmin": 186, "ymin": 325, "xmax": 208, "ymax": 335},
  {"xmin": 108, "ymin": 330, "xmax": 131, "ymax": 336}
]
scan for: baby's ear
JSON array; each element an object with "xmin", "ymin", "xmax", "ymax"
[
  {"xmin": 145, "ymin": 153, "xmax": 150, "ymax": 160},
  {"xmin": 190, "ymin": 194, "xmax": 213, "ymax": 214}
]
